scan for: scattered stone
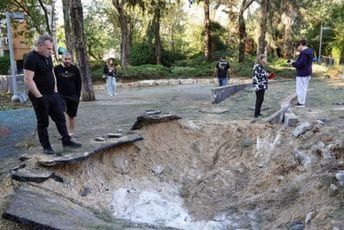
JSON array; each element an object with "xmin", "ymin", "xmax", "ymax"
[
  {"xmin": 293, "ymin": 122, "xmax": 312, "ymax": 137},
  {"xmin": 146, "ymin": 110, "xmax": 161, "ymax": 115},
  {"xmin": 95, "ymin": 136, "xmax": 105, "ymax": 141},
  {"xmin": 335, "ymin": 170, "xmax": 344, "ymax": 186},
  {"xmin": 80, "ymin": 187, "xmax": 91, "ymax": 197},
  {"xmin": 151, "ymin": 165, "xmax": 165, "ymax": 176},
  {"xmin": 322, "ymin": 151, "xmax": 335, "ymax": 161},
  {"xmin": 113, "ymin": 157, "xmax": 130, "ymax": 174},
  {"xmin": 293, "ymin": 149, "xmax": 306, "ymax": 165},
  {"xmin": 305, "ymin": 211, "xmax": 317, "ymax": 224},
  {"xmin": 330, "ymin": 184, "xmax": 338, "ymax": 191},
  {"xmin": 108, "ymin": 133, "xmax": 122, "ymax": 138},
  {"xmin": 288, "ymin": 221, "xmax": 304, "ymax": 230},
  {"xmin": 19, "ymin": 154, "xmax": 30, "ymax": 161}
]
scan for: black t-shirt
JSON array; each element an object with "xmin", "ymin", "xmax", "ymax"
[
  {"xmin": 216, "ymin": 60, "xmax": 230, "ymax": 78},
  {"xmin": 24, "ymin": 51, "xmax": 55, "ymax": 94},
  {"xmin": 54, "ymin": 64, "xmax": 82, "ymax": 99}
]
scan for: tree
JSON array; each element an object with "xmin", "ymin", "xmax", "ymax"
[
  {"xmin": 238, "ymin": 0, "xmax": 255, "ymax": 62},
  {"xmin": 62, "ymin": 0, "xmax": 74, "ymax": 59},
  {"xmin": 189, "ymin": 0, "xmax": 211, "ymax": 61},
  {"xmin": 145, "ymin": 0, "xmax": 166, "ymax": 64},
  {"xmin": 111, "ymin": 0, "xmax": 133, "ymax": 71},
  {"xmin": 70, "ymin": 0, "xmax": 95, "ymax": 101},
  {"xmin": 257, "ymin": 0, "xmax": 269, "ymax": 55}
]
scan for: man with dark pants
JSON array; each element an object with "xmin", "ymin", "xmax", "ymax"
[
  {"xmin": 215, "ymin": 56, "xmax": 230, "ymax": 86},
  {"xmin": 54, "ymin": 52, "xmax": 82, "ymax": 137},
  {"xmin": 24, "ymin": 34, "xmax": 81, "ymax": 155}
]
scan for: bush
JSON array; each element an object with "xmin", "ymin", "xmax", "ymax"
[
  {"xmin": 0, "ymin": 55, "xmax": 10, "ymax": 75},
  {"xmin": 130, "ymin": 43, "xmax": 155, "ymax": 66},
  {"xmin": 121, "ymin": 64, "xmax": 170, "ymax": 81}
]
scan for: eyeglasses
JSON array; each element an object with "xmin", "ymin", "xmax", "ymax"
[{"xmin": 64, "ymin": 58, "xmax": 71, "ymax": 60}]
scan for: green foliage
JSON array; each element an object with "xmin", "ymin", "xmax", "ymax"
[
  {"xmin": 209, "ymin": 21, "xmax": 227, "ymax": 52},
  {"xmin": 161, "ymin": 50, "xmax": 186, "ymax": 67},
  {"xmin": 0, "ymin": 55, "xmax": 10, "ymax": 75},
  {"xmin": 122, "ymin": 64, "xmax": 170, "ymax": 80},
  {"xmin": 89, "ymin": 54, "xmax": 299, "ymax": 82},
  {"xmin": 129, "ymin": 43, "xmax": 155, "ymax": 66}
]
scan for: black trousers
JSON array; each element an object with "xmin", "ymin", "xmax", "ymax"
[
  {"xmin": 255, "ymin": 90, "xmax": 265, "ymax": 116},
  {"xmin": 29, "ymin": 93, "xmax": 70, "ymax": 149}
]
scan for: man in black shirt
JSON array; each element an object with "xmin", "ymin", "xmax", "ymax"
[
  {"xmin": 54, "ymin": 52, "xmax": 82, "ymax": 137},
  {"xmin": 24, "ymin": 34, "xmax": 81, "ymax": 155},
  {"xmin": 215, "ymin": 56, "xmax": 230, "ymax": 86}
]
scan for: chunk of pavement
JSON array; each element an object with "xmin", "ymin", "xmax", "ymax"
[
  {"xmin": 293, "ymin": 122, "xmax": 312, "ymax": 137},
  {"xmin": 11, "ymin": 167, "xmax": 63, "ymax": 183},
  {"xmin": 284, "ymin": 111, "xmax": 299, "ymax": 127},
  {"xmin": 2, "ymin": 185, "xmax": 113, "ymax": 229},
  {"xmin": 335, "ymin": 170, "xmax": 344, "ymax": 186},
  {"xmin": 151, "ymin": 165, "xmax": 165, "ymax": 176},
  {"xmin": 131, "ymin": 113, "xmax": 181, "ymax": 130},
  {"xmin": 38, "ymin": 134, "xmax": 143, "ymax": 167}
]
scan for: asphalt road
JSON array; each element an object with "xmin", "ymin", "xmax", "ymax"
[{"xmin": 0, "ymin": 81, "xmax": 294, "ymax": 180}]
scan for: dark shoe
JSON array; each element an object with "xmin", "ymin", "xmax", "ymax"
[
  {"xmin": 43, "ymin": 147, "xmax": 55, "ymax": 155},
  {"xmin": 63, "ymin": 139, "xmax": 82, "ymax": 148},
  {"xmin": 295, "ymin": 103, "xmax": 305, "ymax": 107}
]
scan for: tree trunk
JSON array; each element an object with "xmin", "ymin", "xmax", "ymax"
[
  {"xmin": 282, "ymin": 4, "xmax": 296, "ymax": 58},
  {"xmin": 238, "ymin": 3, "xmax": 246, "ymax": 62},
  {"xmin": 258, "ymin": 0, "xmax": 269, "ymax": 55},
  {"xmin": 112, "ymin": 0, "xmax": 130, "ymax": 71},
  {"xmin": 70, "ymin": 0, "xmax": 95, "ymax": 101},
  {"xmin": 62, "ymin": 0, "xmax": 74, "ymax": 60},
  {"xmin": 238, "ymin": 0, "xmax": 254, "ymax": 62},
  {"xmin": 153, "ymin": 11, "xmax": 162, "ymax": 65},
  {"xmin": 203, "ymin": 0, "xmax": 210, "ymax": 61}
]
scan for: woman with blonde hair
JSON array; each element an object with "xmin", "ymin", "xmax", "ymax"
[
  {"xmin": 103, "ymin": 58, "xmax": 116, "ymax": 96},
  {"xmin": 252, "ymin": 54, "xmax": 271, "ymax": 118}
]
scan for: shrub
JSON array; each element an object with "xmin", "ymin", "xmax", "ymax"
[
  {"xmin": 0, "ymin": 55, "xmax": 10, "ymax": 75},
  {"xmin": 130, "ymin": 43, "xmax": 155, "ymax": 66}
]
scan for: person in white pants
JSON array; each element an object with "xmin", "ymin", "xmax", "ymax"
[
  {"xmin": 290, "ymin": 39, "xmax": 314, "ymax": 107},
  {"xmin": 103, "ymin": 58, "xmax": 117, "ymax": 96}
]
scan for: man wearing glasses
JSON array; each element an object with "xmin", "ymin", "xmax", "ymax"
[
  {"xmin": 24, "ymin": 34, "xmax": 82, "ymax": 155},
  {"xmin": 54, "ymin": 52, "xmax": 82, "ymax": 138}
]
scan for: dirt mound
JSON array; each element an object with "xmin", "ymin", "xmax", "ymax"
[{"xmin": 29, "ymin": 118, "xmax": 344, "ymax": 229}]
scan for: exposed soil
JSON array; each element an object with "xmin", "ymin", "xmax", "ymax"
[{"xmin": 2, "ymin": 76, "xmax": 344, "ymax": 229}]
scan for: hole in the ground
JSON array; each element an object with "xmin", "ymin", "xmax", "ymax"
[{"xmin": 39, "ymin": 120, "xmax": 284, "ymax": 229}]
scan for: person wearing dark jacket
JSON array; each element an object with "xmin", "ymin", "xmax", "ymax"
[
  {"xmin": 214, "ymin": 56, "xmax": 230, "ymax": 86},
  {"xmin": 290, "ymin": 39, "xmax": 314, "ymax": 107},
  {"xmin": 252, "ymin": 54, "xmax": 270, "ymax": 118},
  {"xmin": 54, "ymin": 52, "xmax": 82, "ymax": 137},
  {"xmin": 103, "ymin": 58, "xmax": 116, "ymax": 96}
]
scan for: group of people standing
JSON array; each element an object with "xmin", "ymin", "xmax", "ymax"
[
  {"xmin": 215, "ymin": 38, "xmax": 314, "ymax": 118},
  {"xmin": 24, "ymin": 34, "xmax": 313, "ymax": 155},
  {"xmin": 24, "ymin": 34, "xmax": 82, "ymax": 155}
]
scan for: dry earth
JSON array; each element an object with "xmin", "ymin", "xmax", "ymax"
[{"xmin": 2, "ymin": 75, "xmax": 344, "ymax": 229}]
